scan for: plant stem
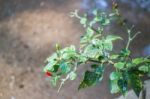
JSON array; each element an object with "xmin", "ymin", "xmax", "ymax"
[
  {"xmin": 126, "ymin": 26, "xmax": 141, "ymax": 50},
  {"xmin": 57, "ymin": 62, "xmax": 78, "ymax": 93},
  {"xmin": 57, "ymin": 75, "xmax": 69, "ymax": 93}
]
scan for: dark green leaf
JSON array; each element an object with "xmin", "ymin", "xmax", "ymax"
[
  {"xmin": 120, "ymin": 49, "xmax": 131, "ymax": 57},
  {"xmin": 91, "ymin": 64, "xmax": 98, "ymax": 69},
  {"xmin": 53, "ymin": 65, "xmax": 59, "ymax": 72},
  {"xmin": 129, "ymin": 73, "xmax": 143, "ymax": 97},
  {"xmin": 117, "ymin": 79, "xmax": 128, "ymax": 95},
  {"xmin": 78, "ymin": 71, "xmax": 103, "ymax": 90}
]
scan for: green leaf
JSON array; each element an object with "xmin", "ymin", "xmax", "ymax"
[
  {"xmin": 109, "ymin": 72, "xmax": 121, "ymax": 94},
  {"xmin": 86, "ymin": 27, "xmax": 94, "ymax": 34},
  {"xmin": 120, "ymin": 49, "xmax": 131, "ymax": 57},
  {"xmin": 53, "ymin": 65, "xmax": 59, "ymax": 72},
  {"xmin": 80, "ymin": 17, "xmax": 87, "ymax": 27},
  {"xmin": 103, "ymin": 35, "xmax": 122, "ymax": 51},
  {"xmin": 132, "ymin": 58, "xmax": 144, "ymax": 65},
  {"xmin": 126, "ymin": 63, "xmax": 133, "ymax": 68},
  {"xmin": 43, "ymin": 61, "xmax": 57, "ymax": 72},
  {"xmin": 103, "ymin": 40, "xmax": 113, "ymax": 51},
  {"xmin": 114, "ymin": 62, "xmax": 125, "ymax": 69},
  {"xmin": 78, "ymin": 71, "xmax": 103, "ymax": 90},
  {"xmin": 80, "ymin": 28, "xmax": 94, "ymax": 44},
  {"xmin": 95, "ymin": 66, "xmax": 104, "ymax": 75},
  {"xmin": 91, "ymin": 64, "xmax": 98, "ymax": 69},
  {"xmin": 51, "ymin": 76, "xmax": 59, "ymax": 86},
  {"xmin": 110, "ymin": 55, "xmax": 119, "ymax": 59},
  {"xmin": 69, "ymin": 72, "xmax": 77, "ymax": 80},
  {"xmin": 138, "ymin": 65, "xmax": 149, "ymax": 73},
  {"xmin": 92, "ymin": 9, "xmax": 98, "ymax": 15},
  {"xmin": 106, "ymin": 35, "xmax": 122, "ymax": 41},
  {"xmin": 100, "ymin": 18, "xmax": 110, "ymax": 26},
  {"xmin": 78, "ymin": 54, "xmax": 87, "ymax": 63},
  {"xmin": 83, "ymin": 44, "xmax": 102, "ymax": 58},
  {"xmin": 60, "ymin": 62, "xmax": 70, "ymax": 74},
  {"xmin": 117, "ymin": 79, "xmax": 128, "ymax": 95},
  {"xmin": 46, "ymin": 53, "xmax": 57, "ymax": 62},
  {"xmin": 61, "ymin": 45, "xmax": 77, "ymax": 60},
  {"xmin": 110, "ymin": 80, "xmax": 120, "ymax": 94},
  {"xmin": 103, "ymin": 19, "xmax": 110, "ymax": 26},
  {"xmin": 110, "ymin": 72, "xmax": 121, "ymax": 80},
  {"xmin": 129, "ymin": 73, "xmax": 143, "ymax": 97}
]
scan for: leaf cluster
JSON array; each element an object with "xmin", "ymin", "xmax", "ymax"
[{"xmin": 43, "ymin": 8, "xmax": 150, "ymax": 97}]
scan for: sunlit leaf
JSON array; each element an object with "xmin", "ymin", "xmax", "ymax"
[
  {"xmin": 114, "ymin": 62, "xmax": 125, "ymax": 69},
  {"xmin": 69, "ymin": 72, "xmax": 77, "ymax": 80}
]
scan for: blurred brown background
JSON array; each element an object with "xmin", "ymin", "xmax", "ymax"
[{"xmin": 0, "ymin": 0, "xmax": 149, "ymax": 99}]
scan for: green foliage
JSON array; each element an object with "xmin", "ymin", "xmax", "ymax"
[
  {"xmin": 129, "ymin": 71, "xmax": 143, "ymax": 97},
  {"xmin": 43, "ymin": 7, "xmax": 150, "ymax": 98},
  {"xmin": 110, "ymin": 72, "xmax": 121, "ymax": 94}
]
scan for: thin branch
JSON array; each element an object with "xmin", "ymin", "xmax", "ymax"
[
  {"xmin": 57, "ymin": 75, "xmax": 69, "ymax": 93},
  {"xmin": 88, "ymin": 58, "xmax": 101, "ymax": 63},
  {"xmin": 131, "ymin": 32, "xmax": 141, "ymax": 40},
  {"xmin": 126, "ymin": 26, "xmax": 141, "ymax": 50},
  {"xmin": 57, "ymin": 62, "xmax": 78, "ymax": 93}
]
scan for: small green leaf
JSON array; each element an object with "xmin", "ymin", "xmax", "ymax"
[
  {"xmin": 51, "ymin": 76, "xmax": 59, "ymax": 86},
  {"xmin": 43, "ymin": 61, "xmax": 57, "ymax": 72},
  {"xmin": 53, "ymin": 65, "xmax": 59, "ymax": 72},
  {"xmin": 69, "ymin": 72, "xmax": 77, "ymax": 80},
  {"xmin": 114, "ymin": 62, "xmax": 125, "ymax": 69},
  {"xmin": 110, "ymin": 72, "xmax": 121, "ymax": 80},
  {"xmin": 138, "ymin": 65, "xmax": 149, "ymax": 73},
  {"xmin": 103, "ymin": 41, "xmax": 113, "ymax": 51},
  {"xmin": 109, "ymin": 72, "xmax": 121, "ymax": 94},
  {"xmin": 93, "ymin": 9, "xmax": 98, "ymax": 15},
  {"xmin": 106, "ymin": 35, "xmax": 122, "ymax": 41},
  {"xmin": 126, "ymin": 63, "xmax": 133, "ymax": 68},
  {"xmin": 78, "ymin": 54, "xmax": 87, "ymax": 63},
  {"xmin": 86, "ymin": 27, "xmax": 94, "ymax": 34},
  {"xmin": 120, "ymin": 49, "xmax": 131, "ymax": 57},
  {"xmin": 132, "ymin": 58, "xmax": 144, "ymax": 65},
  {"xmin": 110, "ymin": 55, "xmax": 119, "ymax": 59},
  {"xmin": 100, "ymin": 18, "xmax": 110, "ymax": 26},
  {"xmin": 95, "ymin": 66, "xmax": 104, "ymax": 75},
  {"xmin": 60, "ymin": 62, "xmax": 70, "ymax": 74},
  {"xmin": 110, "ymin": 80, "xmax": 120, "ymax": 94},
  {"xmin": 80, "ymin": 18, "xmax": 87, "ymax": 27}
]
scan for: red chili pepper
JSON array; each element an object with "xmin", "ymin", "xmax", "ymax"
[{"xmin": 45, "ymin": 71, "xmax": 52, "ymax": 77}]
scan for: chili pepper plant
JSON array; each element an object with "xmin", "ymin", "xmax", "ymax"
[{"xmin": 43, "ymin": 5, "xmax": 150, "ymax": 98}]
